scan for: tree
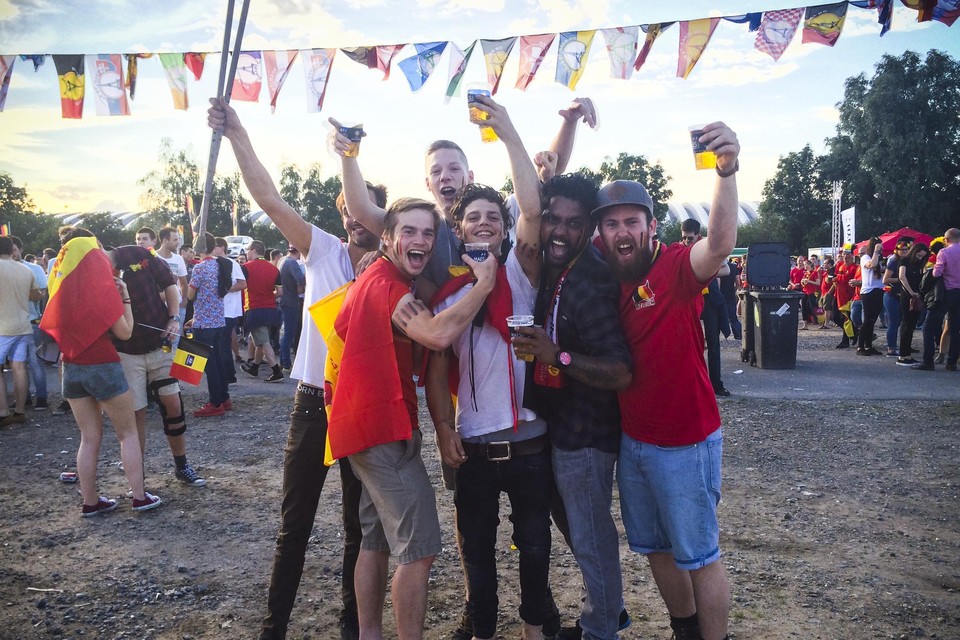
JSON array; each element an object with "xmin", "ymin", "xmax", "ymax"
[
  {"xmin": 0, "ymin": 172, "xmax": 60, "ymax": 252},
  {"xmin": 821, "ymin": 49, "xmax": 960, "ymax": 237},
  {"xmin": 75, "ymin": 212, "xmax": 130, "ymax": 249},
  {"xmin": 300, "ymin": 165, "xmax": 343, "ymax": 238},
  {"xmin": 756, "ymin": 145, "xmax": 832, "ymax": 253}
]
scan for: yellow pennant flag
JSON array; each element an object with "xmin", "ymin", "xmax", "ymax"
[
  {"xmin": 677, "ymin": 18, "xmax": 719, "ymax": 79},
  {"xmin": 555, "ymin": 30, "xmax": 596, "ymax": 90}
]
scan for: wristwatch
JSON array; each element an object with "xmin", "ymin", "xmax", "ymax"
[{"xmin": 556, "ymin": 351, "xmax": 572, "ymax": 369}]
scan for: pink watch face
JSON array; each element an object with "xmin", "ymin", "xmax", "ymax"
[{"xmin": 558, "ymin": 351, "xmax": 572, "ymax": 367}]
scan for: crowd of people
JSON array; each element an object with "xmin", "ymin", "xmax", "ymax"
[{"xmin": 5, "ymin": 87, "xmax": 955, "ymax": 640}]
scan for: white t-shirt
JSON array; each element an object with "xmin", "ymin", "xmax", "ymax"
[
  {"xmin": 223, "ymin": 259, "xmax": 246, "ymax": 319},
  {"xmin": 290, "ymin": 225, "xmax": 354, "ymax": 387},
  {"xmin": 860, "ymin": 255, "xmax": 882, "ymax": 294},
  {"xmin": 22, "ymin": 260, "xmax": 48, "ymax": 322},
  {"xmin": 433, "ymin": 250, "xmax": 538, "ymax": 439},
  {"xmin": 157, "ymin": 252, "xmax": 188, "ymax": 305}
]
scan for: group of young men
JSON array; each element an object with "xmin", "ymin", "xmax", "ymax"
[{"xmin": 207, "ymin": 93, "xmax": 741, "ymax": 640}]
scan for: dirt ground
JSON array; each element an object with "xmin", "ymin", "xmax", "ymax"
[{"xmin": 1, "ymin": 329, "xmax": 958, "ymax": 639}]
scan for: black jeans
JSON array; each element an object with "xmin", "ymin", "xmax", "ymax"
[
  {"xmin": 858, "ymin": 288, "xmax": 884, "ymax": 349},
  {"xmin": 192, "ymin": 326, "xmax": 228, "ymax": 406},
  {"xmin": 259, "ymin": 387, "xmax": 363, "ymax": 640},
  {"xmin": 701, "ymin": 304, "xmax": 723, "ymax": 390},
  {"xmin": 454, "ymin": 447, "xmax": 553, "ymax": 639},
  {"xmin": 898, "ymin": 298, "xmax": 921, "ymax": 357}
]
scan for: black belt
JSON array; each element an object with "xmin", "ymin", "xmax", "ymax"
[
  {"xmin": 296, "ymin": 382, "xmax": 324, "ymax": 398},
  {"xmin": 461, "ymin": 434, "xmax": 548, "ymax": 462}
]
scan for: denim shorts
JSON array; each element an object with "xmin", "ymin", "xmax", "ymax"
[
  {"xmin": 0, "ymin": 334, "xmax": 31, "ymax": 363},
  {"xmin": 62, "ymin": 361, "xmax": 130, "ymax": 402},
  {"xmin": 617, "ymin": 428, "xmax": 723, "ymax": 570}
]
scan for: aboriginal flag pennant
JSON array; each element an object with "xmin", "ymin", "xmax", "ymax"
[
  {"xmin": 755, "ymin": 9, "xmax": 803, "ymax": 61},
  {"xmin": 802, "ymin": 3, "xmax": 848, "ymax": 46},
  {"xmin": 158, "ymin": 53, "xmax": 189, "ymax": 110},
  {"xmin": 169, "ymin": 335, "xmax": 211, "ymax": 386},
  {"xmin": 515, "ymin": 34, "xmax": 555, "ymax": 90},
  {"xmin": 40, "ymin": 237, "xmax": 124, "ymax": 360},
  {"xmin": 480, "ymin": 37, "xmax": 516, "ymax": 94},
  {"xmin": 398, "ymin": 41, "xmax": 447, "ymax": 92},
  {"xmin": 0, "ymin": 56, "xmax": 15, "ymax": 112},
  {"xmin": 184, "ymin": 53, "xmax": 206, "ymax": 80},
  {"xmin": 264, "ymin": 50, "xmax": 299, "ymax": 112},
  {"xmin": 635, "ymin": 22, "xmax": 672, "ymax": 72},
  {"xmin": 308, "ymin": 280, "xmax": 353, "ymax": 466},
  {"xmin": 86, "ymin": 54, "xmax": 129, "ymax": 116},
  {"xmin": 300, "ymin": 48, "xmax": 336, "ymax": 113},
  {"xmin": 676, "ymin": 18, "xmax": 718, "ymax": 79},
  {"xmin": 600, "ymin": 27, "xmax": 637, "ymax": 80},
  {"xmin": 556, "ymin": 31, "xmax": 595, "ymax": 90},
  {"xmin": 900, "ymin": 0, "xmax": 936, "ymax": 22},
  {"xmin": 444, "ymin": 41, "xmax": 476, "ymax": 103},
  {"xmin": 53, "ymin": 55, "xmax": 85, "ymax": 119},
  {"xmin": 231, "ymin": 51, "xmax": 262, "ymax": 102}
]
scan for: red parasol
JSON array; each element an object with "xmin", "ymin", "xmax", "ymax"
[{"xmin": 855, "ymin": 227, "xmax": 934, "ymax": 255}]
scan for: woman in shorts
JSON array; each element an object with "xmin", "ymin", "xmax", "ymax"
[{"xmin": 45, "ymin": 231, "xmax": 163, "ymax": 517}]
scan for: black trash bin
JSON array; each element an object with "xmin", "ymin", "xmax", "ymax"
[
  {"xmin": 750, "ymin": 290, "xmax": 804, "ymax": 369},
  {"xmin": 739, "ymin": 290, "xmax": 755, "ymax": 364}
]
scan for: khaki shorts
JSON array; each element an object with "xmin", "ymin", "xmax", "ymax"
[
  {"xmin": 348, "ymin": 430, "xmax": 442, "ymax": 564},
  {"xmin": 118, "ymin": 349, "xmax": 181, "ymax": 411}
]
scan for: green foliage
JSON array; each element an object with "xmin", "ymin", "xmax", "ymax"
[
  {"xmin": 821, "ymin": 49, "xmax": 960, "ymax": 237},
  {"xmin": 757, "ymin": 145, "xmax": 832, "ymax": 253},
  {"xmin": 0, "ymin": 172, "xmax": 60, "ymax": 252},
  {"xmin": 73, "ymin": 212, "xmax": 129, "ymax": 248},
  {"xmin": 300, "ymin": 165, "xmax": 343, "ymax": 237}
]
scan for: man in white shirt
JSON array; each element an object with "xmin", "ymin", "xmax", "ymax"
[
  {"xmin": 213, "ymin": 237, "xmax": 247, "ymax": 385},
  {"xmin": 155, "ymin": 226, "xmax": 190, "ymax": 347}
]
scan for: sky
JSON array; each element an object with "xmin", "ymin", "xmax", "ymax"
[{"xmin": 0, "ymin": 0, "xmax": 957, "ymax": 219}]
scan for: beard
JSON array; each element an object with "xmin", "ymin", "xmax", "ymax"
[{"xmin": 606, "ymin": 240, "xmax": 655, "ymax": 283}]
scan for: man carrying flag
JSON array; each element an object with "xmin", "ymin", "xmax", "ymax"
[{"xmin": 106, "ymin": 242, "xmax": 205, "ymax": 486}]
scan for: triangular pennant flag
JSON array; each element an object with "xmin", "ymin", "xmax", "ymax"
[
  {"xmin": 802, "ymin": 3, "xmax": 849, "ymax": 46},
  {"xmin": 301, "ymin": 48, "xmax": 336, "ymax": 113},
  {"xmin": 556, "ymin": 31, "xmax": 596, "ymax": 90},
  {"xmin": 341, "ymin": 45, "xmax": 403, "ymax": 80},
  {"xmin": 445, "ymin": 41, "xmax": 476, "ymax": 103},
  {"xmin": 398, "ymin": 41, "xmax": 447, "ymax": 92},
  {"xmin": 158, "ymin": 53, "xmax": 189, "ymax": 110},
  {"xmin": 755, "ymin": 9, "xmax": 804, "ymax": 61},
  {"xmin": 676, "ymin": 19, "xmax": 718, "ymax": 79},
  {"xmin": 264, "ymin": 50, "xmax": 299, "ymax": 113},
  {"xmin": 124, "ymin": 53, "xmax": 152, "ymax": 100},
  {"xmin": 0, "ymin": 56, "xmax": 15, "ymax": 112},
  {"xmin": 933, "ymin": 0, "xmax": 960, "ymax": 26},
  {"xmin": 480, "ymin": 37, "xmax": 516, "ymax": 94},
  {"xmin": 52, "ymin": 55, "xmax": 85, "ymax": 119},
  {"xmin": 635, "ymin": 23, "xmax": 673, "ymax": 72},
  {"xmin": 878, "ymin": 0, "xmax": 894, "ymax": 35},
  {"xmin": 375, "ymin": 45, "xmax": 404, "ymax": 80},
  {"xmin": 86, "ymin": 54, "xmax": 129, "ymax": 116},
  {"xmin": 515, "ymin": 34, "xmax": 555, "ymax": 90},
  {"xmin": 19, "ymin": 54, "xmax": 45, "ymax": 72},
  {"xmin": 600, "ymin": 27, "xmax": 638, "ymax": 80},
  {"xmin": 723, "ymin": 13, "xmax": 763, "ymax": 31},
  {"xmin": 184, "ymin": 53, "xmax": 206, "ymax": 80},
  {"xmin": 231, "ymin": 51, "xmax": 262, "ymax": 102},
  {"xmin": 901, "ymin": 0, "xmax": 937, "ymax": 22}
]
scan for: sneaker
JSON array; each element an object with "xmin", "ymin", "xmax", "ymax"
[
  {"xmin": 714, "ymin": 385, "xmax": 731, "ymax": 397},
  {"xmin": 934, "ymin": 353, "xmax": 946, "ymax": 365},
  {"xmin": 81, "ymin": 497, "xmax": 119, "ymax": 518},
  {"xmin": 175, "ymin": 464, "xmax": 206, "ymax": 486},
  {"xmin": 835, "ymin": 341, "xmax": 850, "ymax": 349},
  {"xmin": 451, "ymin": 604, "xmax": 472, "ymax": 640},
  {"xmin": 911, "ymin": 362, "xmax": 935, "ymax": 371},
  {"xmin": 856, "ymin": 348, "xmax": 872, "ymax": 356},
  {"xmin": 132, "ymin": 492, "xmax": 162, "ymax": 512},
  {"xmin": 866, "ymin": 347, "xmax": 883, "ymax": 356},
  {"xmin": 222, "ymin": 398, "xmax": 233, "ymax": 411},
  {"xmin": 265, "ymin": 369, "xmax": 284, "ymax": 383},
  {"xmin": 0, "ymin": 412, "xmax": 26, "ymax": 428},
  {"xmin": 33, "ymin": 398, "xmax": 48, "ymax": 411},
  {"xmin": 896, "ymin": 357, "xmax": 919, "ymax": 367},
  {"xmin": 193, "ymin": 402, "xmax": 226, "ymax": 418},
  {"xmin": 241, "ymin": 362, "xmax": 260, "ymax": 378}
]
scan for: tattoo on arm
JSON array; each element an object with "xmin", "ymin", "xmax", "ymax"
[
  {"xmin": 515, "ymin": 238, "xmax": 539, "ymax": 262},
  {"xmin": 395, "ymin": 299, "xmax": 428, "ymax": 331}
]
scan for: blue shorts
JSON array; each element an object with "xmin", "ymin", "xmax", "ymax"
[
  {"xmin": 62, "ymin": 362, "xmax": 129, "ymax": 402},
  {"xmin": 617, "ymin": 428, "xmax": 723, "ymax": 570},
  {"xmin": 0, "ymin": 334, "xmax": 31, "ymax": 363}
]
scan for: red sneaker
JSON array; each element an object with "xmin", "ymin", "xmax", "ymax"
[
  {"xmin": 81, "ymin": 497, "xmax": 119, "ymax": 518},
  {"xmin": 193, "ymin": 402, "xmax": 225, "ymax": 417},
  {"xmin": 222, "ymin": 398, "xmax": 233, "ymax": 411}
]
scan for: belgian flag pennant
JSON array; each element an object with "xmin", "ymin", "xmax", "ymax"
[{"xmin": 169, "ymin": 335, "xmax": 211, "ymax": 386}]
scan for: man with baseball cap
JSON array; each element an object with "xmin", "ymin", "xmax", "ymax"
[{"xmin": 592, "ymin": 122, "xmax": 740, "ymax": 640}]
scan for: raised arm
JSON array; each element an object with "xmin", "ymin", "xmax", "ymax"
[
  {"xmin": 328, "ymin": 118, "xmax": 386, "ymax": 237},
  {"xmin": 690, "ymin": 122, "xmax": 740, "ymax": 283},
  {"xmin": 547, "ymin": 97, "xmax": 597, "ymax": 175},
  {"xmin": 207, "ymin": 98, "xmax": 313, "ymax": 254}
]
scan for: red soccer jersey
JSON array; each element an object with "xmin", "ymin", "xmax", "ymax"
[
  {"xmin": 617, "ymin": 242, "xmax": 721, "ymax": 446},
  {"xmin": 242, "ymin": 258, "xmax": 281, "ymax": 311},
  {"xmin": 802, "ymin": 267, "xmax": 820, "ymax": 296}
]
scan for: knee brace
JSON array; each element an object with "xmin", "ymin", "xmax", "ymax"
[{"xmin": 150, "ymin": 378, "xmax": 186, "ymax": 437}]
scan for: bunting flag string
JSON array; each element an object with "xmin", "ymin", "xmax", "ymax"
[{"xmin": 1, "ymin": 2, "xmax": 952, "ymax": 119}]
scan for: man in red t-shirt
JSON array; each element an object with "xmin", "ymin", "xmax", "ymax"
[
  {"xmin": 240, "ymin": 240, "xmax": 284, "ymax": 382},
  {"xmin": 593, "ymin": 122, "xmax": 740, "ymax": 640}
]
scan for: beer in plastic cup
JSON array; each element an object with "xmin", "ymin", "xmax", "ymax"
[
  {"xmin": 466, "ymin": 86, "xmax": 498, "ymax": 144},
  {"xmin": 688, "ymin": 125, "xmax": 716, "ymax": 170},
  {"xmin": 339, "ymin": 122, "xmax": 365, "ymax": 158},
  {"xmin": 506, "ymin": 314, "xmax": 534, "ymax": 362},
  {"xmin": 464, "ymin": 242, "xmax": 489, "ymax": 262}
]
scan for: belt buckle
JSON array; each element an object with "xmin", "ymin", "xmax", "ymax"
[{"xmin": 486, "ymin": 441, "xmax": 512, "ymax": 462}]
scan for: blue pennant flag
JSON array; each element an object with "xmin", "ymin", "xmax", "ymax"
[{"xmin": 398, "ymin": 42, "xmax": 448, "ymax": 92}]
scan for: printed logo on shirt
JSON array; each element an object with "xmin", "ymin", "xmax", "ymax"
[{"xmin": 632, "ymin": 280, "xmax": 656, "ymax": 309}]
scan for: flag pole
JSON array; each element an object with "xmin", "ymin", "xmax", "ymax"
[{"xmin": 194, "ymin": 0, "xmax": 250, "ymax": 253}]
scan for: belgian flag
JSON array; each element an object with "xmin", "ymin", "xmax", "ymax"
[{"xmin": 169, "ymin": 336, "xmax": 211, "ymax": 386}]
